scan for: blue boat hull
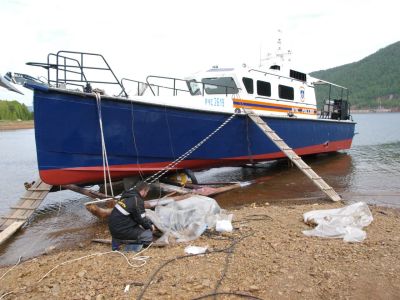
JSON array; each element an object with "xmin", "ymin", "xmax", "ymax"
[{"xmin": 33, "ymin": 87, "xmax": 355, "ymax": 185}]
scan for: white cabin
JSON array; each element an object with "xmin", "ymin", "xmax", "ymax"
[{"xmin": 183, "ymin": 63, "xmax": 318, "ymax": 119}]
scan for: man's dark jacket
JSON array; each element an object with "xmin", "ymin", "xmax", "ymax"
[{"xmin": 108, "ymin": 189, "xmax": 153, "ymax": 240}]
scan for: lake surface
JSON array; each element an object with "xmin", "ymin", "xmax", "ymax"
[{"xmin": 1, "ymin": 113, "xmax": 400, "ymax": 265}]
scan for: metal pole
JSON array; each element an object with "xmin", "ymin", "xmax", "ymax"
[
  {"xmin": 328, "ymin": 84, "xmax": 332, "ymax": 116},
  {"xmin": 64, "ymin": 57, "xmax": 67, "ymax": 84},
  {"xmin": 81, "ymin": 53, "xmax": 84, "ymax": 82}
]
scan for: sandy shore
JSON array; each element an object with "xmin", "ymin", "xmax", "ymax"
[
  {"xmin": 0, "ymin": 120, "xmax": 34, "ymax": 131},
  {"xmin": 1, "ymin": 201, "xmax": 399, "ymax": 299}
]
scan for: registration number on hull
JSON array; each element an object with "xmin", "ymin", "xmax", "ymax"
[{"xmin": 205, "ymin": 98, "xmax": 225, "ymax": 107}]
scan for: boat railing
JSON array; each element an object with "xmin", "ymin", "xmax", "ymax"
[
  {"xmin": 120, "ymin": 77, "xmax": 191, "ymax": 97},
  {"xmin": 145, "ymin": 75, "xmax": 240, "ymax": 96},
  {"xmin": 120, "ymin": 78, "xmax": 151, "ymax": 96},
  {"xmin": 27, "ymin": 51, "xmax": 128, "ymax": 97},
  {"xmin": 146, "ymin": 76, "xmax": 191, "ymax": 96},
  {"xmin": 120, "ymin": 75, "xmax": 240, "ymax": 97},
  {"xmin": 320, "ymin": 98, "xmax": 352, "ymax": 120},
  {"xmin": 315, "ymin": 80, "xmax": 352, "ymax": 120},
  {"xmin": 27, "ymin": 50, "xmax": 239, "ymax": 98}
]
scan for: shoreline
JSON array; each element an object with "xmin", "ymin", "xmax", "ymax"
[
  {"xmin": 0, "ymin": 110, "xmax": 398, "ymax": 130},
  {"xmin": 1, "ymin": 201, "xmax": 399, "ymax": 299},
  {"xmin": 351, "ymin": 109, "xmax": 398, "ymax": 114},
  {"xmin": 0, "ymin": 120, "xmax": 34, "ymax": 131}
]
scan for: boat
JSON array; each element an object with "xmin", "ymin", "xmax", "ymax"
[{"xmin": 23, "ymin": 50, "xmax": 355, "ymax": 186}]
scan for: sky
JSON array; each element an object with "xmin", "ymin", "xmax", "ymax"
[{"xmin": 0, "ymin": 0, "xmax": 399, "ymax": 105}]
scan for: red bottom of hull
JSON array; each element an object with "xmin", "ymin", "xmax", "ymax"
[{"xmin": 39, "ymin": 139, "xmax": 353, "ymax": 185}]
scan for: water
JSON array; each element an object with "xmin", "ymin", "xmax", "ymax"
[{"xmin": 1, "ymin": 113, "xmax": 400, "ymax": 265}]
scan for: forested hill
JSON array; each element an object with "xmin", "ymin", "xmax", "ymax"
[
  {"xmin": 311, "ymin": 41, "xmax": 400, "ymax": 109},
  {"xmin": 0, "ymin": 100, "xmax": 33, "ymax": 120}
]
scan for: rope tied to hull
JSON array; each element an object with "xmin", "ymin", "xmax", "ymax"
[{"xmin": 94, "ymin": 92, "xmax": 114, "ymax": 197}]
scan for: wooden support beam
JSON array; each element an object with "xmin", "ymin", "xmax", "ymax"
[
  {"xmin": 62, "ymin": 184, "xmax": 112, "ymax": 199},
  {"xmin": 152, "ymin": 182, "xmax": 192, "ymax": 194},
  {"xmin": 0, "ymin": 221, "xmax": 25, "ymax": 244},
  {"xmin": 10, "ymin": 206, "xmax": 36, "ymax": 210}
]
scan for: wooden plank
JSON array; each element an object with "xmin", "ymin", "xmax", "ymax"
[
  {"xmin": 20, "ymin": 196, "xmax": 46, "ymax": 201},
  {"xmin": 0, "ymin": 178, "xmax": 52, "ymax": 244},
  {"xmin": 0, "ymin": 221, "xmax": 25, "ymax": 244},
  {"xmin": 244, "ymin": 108, "xmax": 341, "ymax": 202},
  {"xmin": 2, "ymin": 216, "xmax": 28, "ymax": 220},
  {"xmin": 27, "ymin": 188, "xmax": 51, "ymax": 192},
  {"xmin": 10, "ymin": 206, "xmax": 36, "ymax": 210}
]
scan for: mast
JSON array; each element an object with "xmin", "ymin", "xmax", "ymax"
[{"xmin": 259, "ymin": 29, "xmax": 292, "ymax": 69}]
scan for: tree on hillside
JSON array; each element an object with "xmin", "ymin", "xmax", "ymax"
[
  {"xmin": 311, "ymin": 41, "xmax": 400, "ymax": 109},
  {"xmin": 0, "ymin": 100, "xmax": 33, "ymax": 120}
]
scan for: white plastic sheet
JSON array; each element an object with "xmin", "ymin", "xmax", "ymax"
[
  {"xmin": 302, "ymin": 202, "xmax": 373, "ymax": 242},
  {"xmin": 216, "ymin": 214, "xmax": 233, "ymax": 232},
  {"xmin": 146, "ymin": 195, "xmax": 228, "ymax": 244}
]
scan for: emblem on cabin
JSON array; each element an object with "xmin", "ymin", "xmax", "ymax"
[{"xmin": 300, "ymin": 86, "xmax": 305, "ymax": 102}]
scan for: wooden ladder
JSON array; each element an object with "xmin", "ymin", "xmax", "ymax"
[
  {"xmin": 244, "ymin": 108, "xmax": 341, "ymax": 202},
  {"xmin": 0, "ymin": 179, "xmax": 52, "ymax": 245}
]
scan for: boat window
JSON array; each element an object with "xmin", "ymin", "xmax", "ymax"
[
  {"xmin": 187, "ymin": 80, "xmax": 202, "ymax": 95},
  {"xmin": 257, "ymin": 80, "xmax": 271, "ymax": 97},
  {"xmin": 290, "ymin": 69, "xmax": 307, "ymax": 81},
  {"xmin": 270, "ymin": 65, "xmax": 281, "ymax": 70},
  {"xmin": 278, "ymin": 85, "xmax": 294, "ymax": 100},
  {"xmin": 201, "ymin": 77, "xmax": 238, "ymax": 95},
  {"xmin": 242, "ymin": 77, "xmax": 253, "ymax": 94}
]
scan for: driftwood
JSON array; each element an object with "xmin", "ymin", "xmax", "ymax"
[
  {"xmin": 92, "ymin": 238, "xmax": 112, "ymax": 244},
  {"xmin": 86, "ymin": 205, "xmax": 113, "ymax": 218},
  {"xmin": 66, "ymin": 181, "xmax": 253, "ymax": 219},
  {"xmin": 85, "ymin": 195, "xmax": 192, "ymax": 219}
]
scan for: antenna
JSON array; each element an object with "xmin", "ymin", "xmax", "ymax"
[{"xmin": 259, "ymin": 29, "xmax": 292, "ymax": 68}]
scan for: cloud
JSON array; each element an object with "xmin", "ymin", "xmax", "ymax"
[{"xmin": 0, "ymin": 0, "xmax": 399, "ymax": 105}]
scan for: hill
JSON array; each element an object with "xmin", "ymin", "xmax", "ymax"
[
  {"xmin": 311, "ymin": 41, "xmax": 400, "ymax": 109},
  {"xmin": 0, "ymin": 100, "xmax": 33, "ymax": 120}
]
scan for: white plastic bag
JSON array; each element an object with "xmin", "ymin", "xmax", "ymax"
[
  {"xmin": 146, "ymin": 195, "xmax": 229, "ymax": 243},
  {"xmin": 184, "ymin": 245, "xmax": 208, "ymax": 255},
  {"xmin": 302, "ymin": 202, "xmax": 373, "ymax": 242},
  {"xmin": 215, "ymin": 214, "xmax": 233, "ymax": 232}
]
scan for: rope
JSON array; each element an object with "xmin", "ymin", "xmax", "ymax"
[
  {"xmin": 0, "ymin": 291, "xmax": 14, "ymax": 300},
  {"xmin": 0, "ymin": 196, "xmax": 64, "ymax": 284},
  {"xmin": 38, "ymin": 243, "xmax": 153, "ymax": 283},
  {"xmin": 0, "ymin": 256, "xmax": 21, "ymax": 281},
  {"xmin": 136, "ymin": 233, "xmax": 253, "ymax": 300},
  {"xmin": 0, "ymin": 245, "xmax": 152, "ymax": 299},
  {"xmin": 164, "ymin": 104, "xmax": 179, "ymax": 179},
  {"xmin": 0, "ymin": 199, "xmax": 64, "ymax": 298},
  {"xmin": 192, "ymin": 292, "xmax": 264, "ymax": 300},
  {"xmin": 130, "ymin": 99, "xmax": 145, "ymax": 180},
  {"xmin": 144, "ymin": 113, "xmax": 237, "ymax": 184},
  {"xmin": 94, "ymin": 92, "xmax": 114, "ymax": 197}
]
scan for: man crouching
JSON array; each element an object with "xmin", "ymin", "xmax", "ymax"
[{"xmin": 108, "ymin": 181, "xmax": 155, "ymax": 249}]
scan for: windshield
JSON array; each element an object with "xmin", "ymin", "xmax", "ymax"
[{"xmin": 201, "ymin": 77, "xmax": 238, "ymax": 95}]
